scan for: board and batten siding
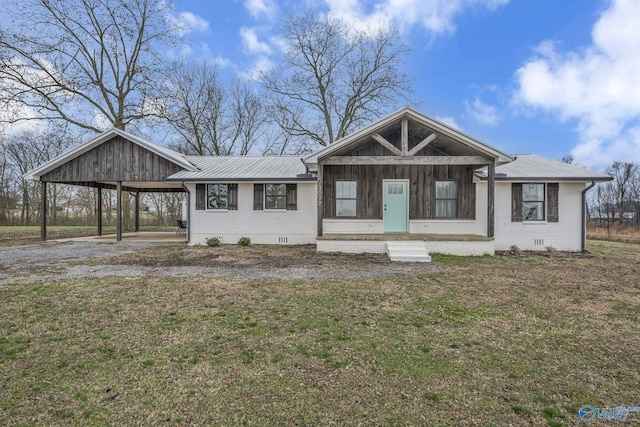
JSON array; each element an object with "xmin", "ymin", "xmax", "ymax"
[
  {"xmin": 322, "ymin": 164, "xmax": 476, "ymax": 220},
  {"xmin": 40, "ymin": 135, "xmax": 185, "ymax": 183}
]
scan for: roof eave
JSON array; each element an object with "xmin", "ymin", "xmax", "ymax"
[
  {"xmin": 476, "ymin": 175, "xmax": 613, "ymax": 182},
  {"xmin": 166, "ymin": 177, "xmax": 317, "ymax": 182}
]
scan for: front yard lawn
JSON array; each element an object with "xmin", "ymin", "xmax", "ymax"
[{"xmin": 1, "ymin": 240, "xmax": 638, "ymax": 425}]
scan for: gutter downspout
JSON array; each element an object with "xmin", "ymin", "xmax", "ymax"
[
  {"xmin": 582, "ymin": 180, "xmax": 596, "ymax": 252},
  {"xmin": 181, "ymin": 182, "xmax": 190, "ymax": 244}
]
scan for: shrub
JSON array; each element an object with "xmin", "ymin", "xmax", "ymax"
[
  {"xmin": 238, "ymin": 237, "xmax": 251, "ymax": 246},
  {"xmin": 206, "ymin": 237, "xmax": 220, "ymax": 247}
]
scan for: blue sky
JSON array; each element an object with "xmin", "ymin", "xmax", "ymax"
[{"xmin": 168, "ymin": 0, "xmax": 640, "ymax": 171}]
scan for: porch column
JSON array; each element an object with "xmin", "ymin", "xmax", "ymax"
[
  {"xmin": 317, "ymin": 162, "xmax": 323, "ymax": 237},
  {"xmin": 116, "ymin": 181, "xmax": 122, "ymax": 242},
  {"xmin": 134, "ymin": 190, "xmax": 140, "ymax": 232},
  {"xmin": 40, "ymin": 181, "xmax": 47, "ymax": 241},
  {"xmin": 487, "ymin": 161, "xmax": 495, "ymax": 238},
  {"xmin": 97, "ymin": 187, "xmax": 103, "ymax": 236}
]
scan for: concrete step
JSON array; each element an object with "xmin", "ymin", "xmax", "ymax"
[{"xmin": 386, "ymin": 241, "xmax": 431, "ymax": 262}]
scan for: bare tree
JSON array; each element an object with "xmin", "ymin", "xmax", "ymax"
[
  {"xmin": 228, "ymin": 79, "xmax": 267, "ymax": 155},
  {"xmin": 159, "ymin": 62, "xmax": 267, "ymax": 155},
  {"xmin": 261, "ymin": 12, "xmax": 412, "ymax": 149},
  {"xmin": 159, "ymin": 62, "xmax": 226, "ymax": 155},
  {"xmin": 3, "ymin": 125, "xmax": 74, "ymax": 224},
  {"xmin": 0, "ymin": 141, "xmax": 19, "ymax": 225},
  {"xmin": 0, "ymin": 0, "xmax": 177, "ymax": 132},
  {"xmin": 604, "ymin": 161, "xmax": 638, "ymax": 224}
]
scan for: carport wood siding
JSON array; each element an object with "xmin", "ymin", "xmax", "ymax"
[
  {"xmin": 40, "ymin": 135, "xmax": 184, "ymax": 183},
  {"xmin": 322, "ymin": 164, "xmax": 476, "ymax": 220}
]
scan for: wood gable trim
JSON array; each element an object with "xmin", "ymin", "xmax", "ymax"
[
  {"xmin": 323, "ymin": 156, "xmax": 490, "ymax": 166},
  {"xmin": 40, "ymin": 135, "xmax": 186, "ymax": 183},
  {"xmin": 305, "ymin": 107, "xmax": 513, "ymax": 166}
]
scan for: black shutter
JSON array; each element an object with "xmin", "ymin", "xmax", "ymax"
[
  {"xmin": 253, "ymin": 184, "xmax": 263, "ymax": 210},
  {"xmin": 228, "ymin": 184, "xmax": 238, "ymax": 210},
  {"xmin": 196, "ymin": 184, "xmax": 206, "ymax": 210},
  {"xmin": 547, "ymin": 183, "xmax": 559, "ymax": 222},
  {"xmin": 511, "ymin": 183, "xmax": 522, "ymax": 222},
  {"xmin": 286, "ymin": 184, "xmax": 297, "ymax": 210}
]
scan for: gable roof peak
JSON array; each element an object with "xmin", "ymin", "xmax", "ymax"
[{"xmin": 304, "ymin": 107, "xmax": 513, "ymax": 165}]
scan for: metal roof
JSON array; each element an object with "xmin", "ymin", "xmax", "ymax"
[
  {"xmin": 478, "ymin": 154, "xmax": 612, "ymax": 181},
  {"xmin": 168, "ymin": 156, "xmax": 311, "ymax": 181}
]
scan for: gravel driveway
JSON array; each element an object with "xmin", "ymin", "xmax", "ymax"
[{"xmin": 0, "ymin": 241, "xmax": 434, "ymax": 284}]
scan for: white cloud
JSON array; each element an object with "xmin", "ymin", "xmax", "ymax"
[
  {"xmin": 239, "ymin": 57, "xmax": 274, "ymax": 81},
  {"xmin": 323, "ymin": 0, "xmax": 509, "ymax": 35},
  {"xmin": 465, "ymin": 97, "xmax": 500, "ymax": 126},
  {"xmin": 245, "ymin": 0, "xmax": 277, "ymax": 20},
  {"xmin": 514, "ymin": 0, "xmax": 640, "ymax": 168},
  {"xmin": 167, "ymin": 10, "xmax": 210, "ymax": 36},
  {"xmin": 436, "ymin": 116, "xmax": 462, "ymax": 131},
  {"xmin": 240, "ymin": 26, "xmax": 272, "ymax": 55}
]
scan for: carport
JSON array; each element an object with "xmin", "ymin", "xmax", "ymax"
[{"xmin": 24, "ymin": 129, "xmax": 196, "ymax": 242}]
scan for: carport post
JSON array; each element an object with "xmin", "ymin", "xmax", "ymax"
[
  {"xmin": 134, "ymin": 190, "xmax": 140, "ymax": 232},
  {"xmin": 40, "ymin": 181, "xmax": 47, "ymax": 241},
  {"xmin": 97, "ymin": 187, "xmax": 103, "ymax": 236},
  {"xmin": 116, "ymin": 181, "xmax": 122, "ymax": 242}
]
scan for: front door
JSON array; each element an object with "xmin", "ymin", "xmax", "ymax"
[{"xmin": 383, "ymin": 180, "xmax": 408, "ymax": 233}]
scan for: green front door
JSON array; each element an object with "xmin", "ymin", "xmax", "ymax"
[{"xmin": 383, "ymin": 180, "xmax": 408, "ymax": 233}]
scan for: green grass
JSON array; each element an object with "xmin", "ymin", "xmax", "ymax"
[{"xmin": 0, "ymin": 240, "xmax": 638, "ymax": 425}]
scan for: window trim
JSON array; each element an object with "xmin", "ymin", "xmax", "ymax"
[
  {"xmin": 206, "ymin": 183, "xmax": 229, "ymax": 211},
  {"xmin": 512, "ymin": 182, "xmax": 559, "ymax": 223},
  {"xmin": 435, "ymin": 180, "xmax": 459, "ymax": 219},
  {"xmin": 264, "ymin": 183, "xmax": 287, "ymax": 210},
  {"xmin": 335, "ymin": 180, "xmax": 358, "ymax": 218},
  {"xmin": 522, "ymin": 183, "xmax": 545, "ymax": 222}
]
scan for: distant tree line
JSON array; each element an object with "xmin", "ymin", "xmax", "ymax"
[
  {"xmin": 0, "ymin": 0, "xmax": 411, "ymax": 227},
  {"xmin": 589, "ymin": 161, "xmax": 640, "ymax": 229}
]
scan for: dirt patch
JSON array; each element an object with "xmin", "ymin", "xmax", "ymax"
[
  {"xmin": 495, "ymin": 249, "xmax": 596, "ymax": 258},
  {"xmin": 93, "ymin": 244, "xmax": 398, "ymax": 270}
]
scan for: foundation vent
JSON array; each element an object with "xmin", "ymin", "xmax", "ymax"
[
  {"xmin": 278, "ymin": 236, "xmax": 288, "ymax": 244},
  {"xmin": 213, "ymin": 236, "xmax": 224, "ymax": 242},
  {"xmin": 534, "ymin": 238, "xmax": 544, "ymax": 246}
]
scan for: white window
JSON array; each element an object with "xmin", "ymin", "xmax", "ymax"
[
  {"xmin": 265, "ymin": 184, "xmax": 286, "ymax": 210},
  {"xmin": 435, "ymin": 181, "xmax": 458, "ymax": 218},
  {"xmin": 336, "ymin": 181, "xmax": 357, "ymax": 217},
  {"xmin": 523, "ymin": 183, "xmax": 544, "ymax": 221},
  {"xmin": 207, "ymin": 184, "xmax": 228, "ymax": 210}
]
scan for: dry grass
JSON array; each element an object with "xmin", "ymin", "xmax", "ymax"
[
  {"xmin": 587, "ymin": 224, "xmax": 640, "ymax": 244},
  {"xmin": 1, "ymin": 240, "xmax": 639, "ymax": 425},
  {"xmin": 0, "ymin": 225, "xmax": 177, "ymax": 246}
]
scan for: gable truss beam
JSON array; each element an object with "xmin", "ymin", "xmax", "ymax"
[
  {"xmin": 372, "ymin": 129, "xmax": 438, "ymax": 157},
  {"xmin": 407, "ymin": 133, "xmax": 438, "ymax": 156},
  {"xmin": 401, "ymin": 118, "xmax": 409, "ymax": 155},
  {"xmin": 323, "ymin": 155, "xmax": 490, "ymax": 165},
  {"xmin": 371, "ymin": 133, "xmax": 402, "ymax": 156}
]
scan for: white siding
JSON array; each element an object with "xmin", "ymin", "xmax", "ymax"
[
  {"xmin": 317, "ymin": 239, "xmax": 494, "ymax": 256},
  {"xmin": 493, "ymin": 181, "xmax": 585, "ymax": 251},
  {"xmin": 186, "ymin": 182, "xmax": 317, "ymax": 245}
]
